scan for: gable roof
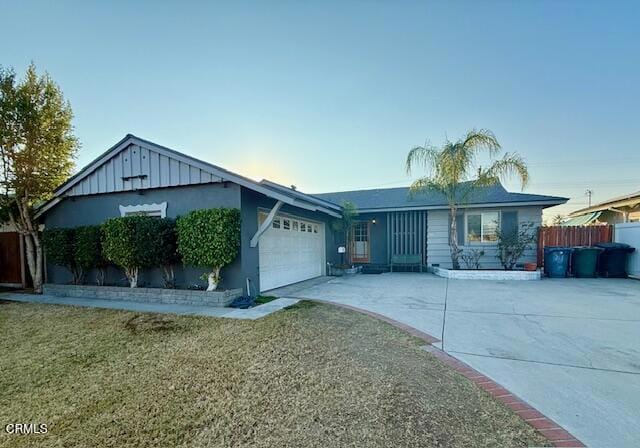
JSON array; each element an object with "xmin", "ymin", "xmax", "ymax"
[
  {"xmin": 314, "ymin": 182, "xmax": 567, "ymax": 212},
  {"xmin": 36, "ymin": 134, "xmax": 341, "ymax": 218}
]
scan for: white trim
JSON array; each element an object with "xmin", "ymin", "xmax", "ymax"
[
  {"xmin": 464, "ymin": 210, "xmax": 501, "ymax": 245},
  {"xmin": 356, "ymin": 200, "xmax": 565, "ymax": 213},
  {"xmin": 433, "ymin": 266, "xmax": 541, "ymax": 280},
  {"xmin": 250, "ymin": 201, "xmax": 283, "ymax": 247},
  {"xmin": 119, "ymin": 202, "xmax": 167, "ymax": 218}
]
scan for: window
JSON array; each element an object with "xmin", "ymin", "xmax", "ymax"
[
  {"xmin": 119, "ymin": 202, "xmax": 167, "ymax": 218},
  {"xmin": 283, "ymin": 219, "xmax": 291, "ymax": 230},
  {"xmin": 293, "ymin": 221, "xmax": 299, "ymax": 231},
  {"xmin": 313, "ymin": 224, "xmax": 319, "ymax": 234},
  {"xmin": 272, "ymin": 217, "xmax": 281, "ymax": 229},
  {"xmin": 353, "ymin": 222, "xmax": 368, "ymax": 242},
  {"xmin": 466, "ymin": 212, "xmax": 500, "ymax": 243},
  {"xmin": 300, "ymin": 223, "xmax": 306, "ymax": 232}
]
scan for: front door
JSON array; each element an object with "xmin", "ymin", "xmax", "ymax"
[{"xmin": 351, "ymin": 221, "xmax": 370, "ymax": 263}]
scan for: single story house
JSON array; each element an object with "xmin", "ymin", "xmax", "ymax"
[
  {"xmin": 38, "ymin": 134, "xmax": 567, "ymax": 293},
  {"xmin": 563, "ymin": 191, "xmax": 640, "ymax": 226}
]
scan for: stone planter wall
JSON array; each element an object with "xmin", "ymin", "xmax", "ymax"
[
  {"xmin": 432, "ymin": 267, "xmax": 541, "ymax": 281},
  {"xmin": 42, "ymin": 284, "xmax": 243, "ymax": 307}
]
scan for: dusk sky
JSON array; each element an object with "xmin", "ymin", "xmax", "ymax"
[{"xmin": 3, "ymin": 0, "xmax": 639, "ymax": 219}]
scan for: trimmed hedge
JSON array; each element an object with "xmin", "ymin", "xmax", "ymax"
[
  {"xmin": 74, "ymin": 225, "xmax": 107, "ymax": 285},
  {"xmin": 156, "ymin": 218, "xmax": 179, "ymax": 288},
  {"xmin": 101, "ymin": 216, "xmax": 158, "ymax": 287},
  {"xmin": 177, "ymin": 208, "xmax": 241, "ymax": 289},
  {"xmin": 44, "ymin": 208, "xmax": 239, "ymax": 289},
  {"xmin": 43, "ymin": 227, "xmax": 80, "ymax": 283}
]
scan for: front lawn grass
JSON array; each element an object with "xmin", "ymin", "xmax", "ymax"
[{"xmin": 0, "ymin": 301, "xmax": 549, "ymax": 447}]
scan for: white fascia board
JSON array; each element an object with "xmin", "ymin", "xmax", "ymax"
[
  {"xmin": 33, "ymin": 197, "xmax": 61, "ymax": 219},
  {"xmin": 356, "ymin": 200, "xmax": 567, "ymax": 213}
]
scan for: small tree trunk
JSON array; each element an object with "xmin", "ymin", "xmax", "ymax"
[
  {"xmin": 23, "ymin": 232, "xmax": 44, "ymax": 293},
  {"xmin": 449, "ymin": 207, "xmax": 461, "ymax": 270},
  {"xmin": 207, "ymin": 266, "xmax": 221, "ymax": 291},
  {"xmin": 97, "ymin": 267, "xmax": 106, "ymax": 286},
  {"xmin": 73, "ymin": 267, "xmax": 84, "ymax": 285},
  {"xmin": 125, "ymin": 267, "xmax": 139, "ymax": 288},
  {"xmin": 11, "ymin": 202, "xmax": 44, "ymax": 293},
  {"xmin": 162, "ymin": 265, "xmax": 175, "ymax": 288}
]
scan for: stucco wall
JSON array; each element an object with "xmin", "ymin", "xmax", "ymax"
[
  {"xmin": 427, "ymin": 206, "xmax": 542, "ymax": 269},
  {"xmin": 43, "ymin": 182, "xmax": 244, "ymax": 290}
]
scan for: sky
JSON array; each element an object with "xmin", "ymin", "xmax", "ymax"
[{"xmin": 3, "ymin": 0, "xmax": 639, "ymax": 220}]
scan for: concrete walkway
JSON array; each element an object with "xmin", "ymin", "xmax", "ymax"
[
  {"xmin": 0, "ymin": 292, "xmax": 299, "ymax": 320},
  {"xmin": 271, "ymin": 273, "xmax": 640, "ymax": 448}
]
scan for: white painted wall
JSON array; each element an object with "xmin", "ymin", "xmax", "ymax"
[
  {"xmin": 426, "ymin": 206, "xmax": 542, "ymax": 269},
  {"xmin": 614, "ymin": 222, "xmax": 640, "ymax": 277}
]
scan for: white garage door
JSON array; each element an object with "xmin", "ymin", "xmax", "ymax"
[{"xmin": 259, "ymin": 212, "xmax": 326, "ymax": 292}]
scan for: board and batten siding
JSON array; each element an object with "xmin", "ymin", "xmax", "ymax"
[
  {"xmin": 426, "ymin": 206, "xmax": 542, "ymax": 269},
  {"xmin": 68, "ymin": 143, "xmax": 222, "ymax": 197}
]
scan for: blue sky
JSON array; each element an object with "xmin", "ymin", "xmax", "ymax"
[{"xmin": 3, "ymin": 1, "xmax": 639, "ymax": 218}]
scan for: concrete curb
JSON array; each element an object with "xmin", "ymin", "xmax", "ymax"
[{"xmin": 308, "ymin": 299, "xmax": 585, "ymax": 448}]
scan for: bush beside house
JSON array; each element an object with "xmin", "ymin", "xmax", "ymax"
[
  {"xmin": 43, "ymin": 228, "xmax": 81, "ymax": 284},
  {"xmin": 74, "ymin": 225, "xmax": 108, "ymax": 285},
  {"xmin": 43, "ymin": 208, "xmax": 240, "ymax": 290},
  {"xmin": 177, "ymin": 208, "xmax": 241, "ymax": 291}
]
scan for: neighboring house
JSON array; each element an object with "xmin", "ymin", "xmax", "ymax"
[
  {"xmin": 37, "ymin": 134, "xmax": 567, "ymax": 293},
  {"xmin": 563, "ymin": 191, "xmax": 640, "ymax": 226}
]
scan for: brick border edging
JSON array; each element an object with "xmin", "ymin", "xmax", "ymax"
[{"xmin": 308, "ymin": 299, "xmax": 585, "ymax": 448}]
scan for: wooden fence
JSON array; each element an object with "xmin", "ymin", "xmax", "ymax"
[{"xmin": 537, "ymin": 225, "xmax": 613, "ymax": 266}]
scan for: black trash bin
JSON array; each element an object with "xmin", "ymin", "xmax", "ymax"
[
  {"xmin": 595, "ymin": 243, "xmax": 635, "ymax": 278},
  {"xmin": 544, "ymin": 247, "xmax": 573, "ymax": 278}
]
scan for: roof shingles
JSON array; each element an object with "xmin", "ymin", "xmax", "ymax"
[{"xmin": 313, "ymin": 183, "xmax": 567, "ymax": 211}]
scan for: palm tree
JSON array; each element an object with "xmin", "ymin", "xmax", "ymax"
[
  {"xmin": 406, "ymin": 129, "xmax": 529, "ymax": 270},
  {"xmin": 552, "ymin": 214, "xmax": 565, "ymax": 225}
]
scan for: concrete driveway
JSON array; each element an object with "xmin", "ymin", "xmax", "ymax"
[{"xmin": 272, "ymin": 273, "xmax": 640, "ymax": 447}]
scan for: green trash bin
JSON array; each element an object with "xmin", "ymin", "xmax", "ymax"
[{"xmin": 571, "ymin": 246, "xmax": 603, "ymax": 278}]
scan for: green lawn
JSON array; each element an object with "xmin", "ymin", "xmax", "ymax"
[{"xmin": 0, "ymin": 300, "xmax": 548, "ymax": 447}]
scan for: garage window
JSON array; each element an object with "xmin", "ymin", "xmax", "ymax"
[
  {"xmin": 273, "ymin": 218, "xmax": 281, "ymax": 229},
  {"xmin": 283, "ymin": 219, "xmax": 291, "ymax": 230},
  {"xmin": 292, "ymin": 221, "xmax": 299, "ymax": 231}
]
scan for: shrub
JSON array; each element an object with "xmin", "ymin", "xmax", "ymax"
[
  {"xmin": 177, "ymin": 208, "xmax": 241, "ymax": 291},
  {"xmin": 74, "ymin": 225, "xmax": 108, "ymax": 285},
  {"xmin": 496, "ymin": 222, "xmax": 537, "ymax": 270},
  {"xmin": 43, "ymin": 228, "xmax": 82, "ymax": 284},
  {"xmin": 155, "ymin": 219, "xmax": 179, "ymax": 288},
  {"xmin": 101, "ymin": 216, "xmax": 159, "ymax": 287},
  {"xmin": 461, "ymin": 249, "xmax": 485, "ymax": 270}
]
